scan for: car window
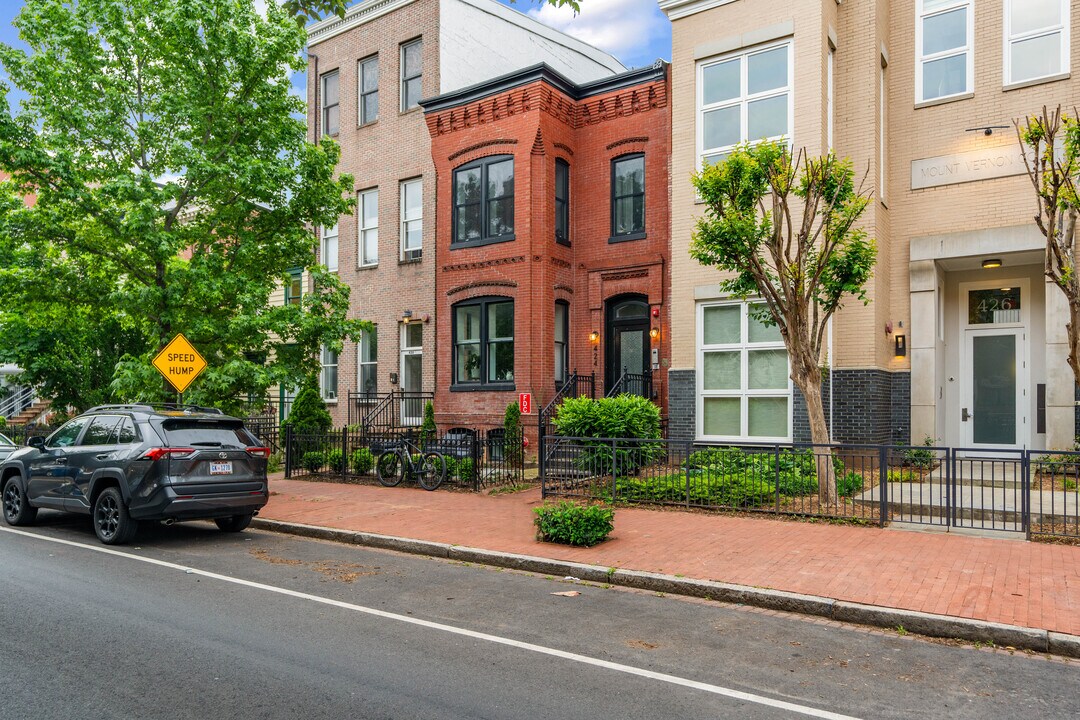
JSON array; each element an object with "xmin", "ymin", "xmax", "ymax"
[
  {"xmin": 112, "ymin": 418, "xmax": 139, "ymax": 444},
  {"xmin": 47, "ymin": 417, "xmax": 90, "ymax": 448},
  {"xmin": 0, "ymin": 432, "xmax": 14, "ymax": 447},
  {"xmin": 79, "ymin": 416, "xmax": 121, "ymax": 446},
  {"xmin": 161, "ymin": 420, "xmax": 258, "ymax": 448}
]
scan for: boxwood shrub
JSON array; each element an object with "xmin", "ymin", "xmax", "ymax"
[{"xmin": 534, "ymin": 501, "xmax": 614, "ymax": 547}]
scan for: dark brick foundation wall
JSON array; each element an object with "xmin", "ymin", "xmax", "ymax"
[{"xmin": 668, "ymin": 367, "xmax": 911, "ymax": 446}]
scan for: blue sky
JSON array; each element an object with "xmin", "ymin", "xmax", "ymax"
[{"xmin": 0, "ymin": 1, "xmax": 672, "ymax": 111}]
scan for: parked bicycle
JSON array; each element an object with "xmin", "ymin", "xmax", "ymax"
[{"xmin": 376, "ymin": 436, "xmax": 447, "ymax": 491}]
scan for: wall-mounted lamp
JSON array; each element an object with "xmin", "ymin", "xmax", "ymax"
[
  {"xmin": 894, "ymin": 334, "xmax": 907, "ymax": 358},
  {"xmin": 649, "ymin": 327, "xmax": 660, "ymax": 340},
  {"xmin": 982, "ymin": 258, "xmax": 1002, "ymax": 269},
  {"xmin": 402, "ymin": 309, "xmax": 414, "ymax": 324},
  {"xmin": 965, "ymin": 125, "xmax": 1009, "ymax": 137},
  {"xmin": 389, "ymin": 371, "xmax": 399, "ymax": 385},
  {"xmin": 588, "ymin": 330, "xmax": 600, "ymax": 344}
]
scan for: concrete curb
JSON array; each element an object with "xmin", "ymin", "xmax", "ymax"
[{"xmin": 251, "ymin": 517, "xmax": 1080, "ymax": 659}]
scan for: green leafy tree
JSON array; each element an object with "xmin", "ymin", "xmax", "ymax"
[
  {"xmin": 0, "ymin": 0, "xmax": 366, "ymax": 414},
  {"xmin": 504, "ymin": 401, "xmax": 523, "ymax": 468},
  {"xmin": 283, "ymin": 377, "xmax": 332, "ymax": 434},
  {"xmin": 690, "ymin": 141, "xmax": 876, "ymax": 504},
  {"xmin": 1016, "ymin": 106, "xmax": 1080, "ymax": 388}
]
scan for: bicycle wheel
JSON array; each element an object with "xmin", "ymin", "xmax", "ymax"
[
  {"xmin": 376, "ymin": 450, "xmax": 405, "ymax": 487},
  {"xmin": 417, "ymin": 452, "xmax": 447, "ymax": 491}
]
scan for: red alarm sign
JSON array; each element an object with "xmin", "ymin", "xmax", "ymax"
[{"xmin": 518, "ymin": 393, "xmax": 532, "ymax": 414}]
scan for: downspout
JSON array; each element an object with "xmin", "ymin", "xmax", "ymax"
[
  {"xmin": 310, "ymin": 53, "xmax": 319, "ymax": 143},
  {"xmin": 828, "ymin": 317, "xmax": 834, "ymax": 443}
]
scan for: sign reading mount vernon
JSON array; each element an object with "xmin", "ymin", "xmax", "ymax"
[
  {"xmin": 910, "ymin": 143, "xmax": 1028, "ymax": 190},
  {"xmin": 152, "ymin": 333, "xmax": 207, "ymax": 393}
]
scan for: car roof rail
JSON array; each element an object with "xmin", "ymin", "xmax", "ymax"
[
  {"xmin": 85, "ymin": 404, "xmax": 156, "ymax": 413},
  {"xmin": 85, "ymin": 403, "xmax": 224, "ymax": 415}
]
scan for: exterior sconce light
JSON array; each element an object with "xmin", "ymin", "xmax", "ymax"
[
  {"xmin": 402, "ymin": 309, "xmax": 413, "ymax": 323},
  {"xmin": 588, "ymin": 330, "xmax": 600, "ymax": 344},
  {"xmin": 649, "ymin": 327, "xmax": 660, "ymax": 340},
  {"xmin": 965, "ymin": 125, "xmax": 1009, "ymax": 137},
  {"xmin": 389, "ymin": 372, "xmax": 399, "ymax": 384},
  {"xmin": 894, "ymin": 334, "xmax": 907, "ymax": 358},
  {"xmin": 982, "ymin": 258, "xmax": 1002, "ymax": 269}
]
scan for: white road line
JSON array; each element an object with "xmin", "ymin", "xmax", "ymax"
[{"xmin": 1, "ymin": 526, "xmax": 863, "ymax": 720}]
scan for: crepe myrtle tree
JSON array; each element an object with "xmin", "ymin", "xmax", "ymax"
[
  {"xmin": 690, "ymin": 141, "xmax": 876, "ymax": 505},
  {"xmin": 0, "ymin": 0, "xmax": 367, "ymax": 413},
  {"xmin": 1016, "ymin": 106, "xmax": 1080, "ymax": 390}
]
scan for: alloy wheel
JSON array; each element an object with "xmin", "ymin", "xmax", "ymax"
[
  {"xmin": 95, "ymin": 493, "xmax": 120, "ymax": 540},
  {"xmin": 3, "ymin": 483, "xmax": 20, "ymax": 521}
]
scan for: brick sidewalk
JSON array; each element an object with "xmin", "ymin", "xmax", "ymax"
[{"xmin": 262, "ymin": 476, "xmax": 1080, "ymax": 636}]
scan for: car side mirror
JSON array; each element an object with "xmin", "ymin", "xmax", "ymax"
[{"xmin": 27, "ymin": 436, "xmax": 45, "ymax": 449}]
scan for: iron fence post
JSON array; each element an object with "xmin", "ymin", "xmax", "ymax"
[
  {"xmin": 948, "ymin": 448, "xmax": 955, "ymax": 529},
  {"xmin": 685, "ymin": 441, "xmax": 691, "ymax": 508},
  {"xmin": 471, "ymin": 432, "xmax": 481, "ymax": 492},
  {"xmin": 878, "ymin": 445, "xmax": 888, "ymax": 527},
  {"xmin": 538, "ymin": 412, "xmax": 545, "ymax": 495},
  {"xmin": 1023, "ymin": 451, "xmax": 1031, "ymax": 539},
  {"xmin": 284, "ymin": 424, "xmax": 293, "ymax": 478},
  {"xmin": 611, "ymin": 438, "xmax": 618, "ymax": 503},
  {"xmin": 774, "ymin": 444, "xmax": 781, "ymax": 516},
  {"xmin": 341, "ymin": 427, "xmax": 348, "ymax": 481}
]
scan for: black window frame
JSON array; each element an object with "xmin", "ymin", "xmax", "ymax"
[
  {"xmin": 400, "ymin": 38, "xmax": 423, "ymax": 112},
  {"xmin": 610, "ymin": 153, "xmax": 646, "ymax": 242},
  {"xmin": 285, "ymin": 268, "xmax": 302, "ymax": 306},
  {"xmin": 451, "ymin": 155, "xmax": 515, "ymax": 248},
  {"xmin": 359, "ymin": 54, "xmax": 379, "ymax": 126},
  {"xmin": 555, "ymin": 300, "xmax": 570, "ymax": 386},
  {"xmin": 321, "ymin": 69, "xmax": 340, "ymax": 136},
  {"xmin": 555, "ymin": 158, "xmax": 570, "ymax": 246},
  {"xmin": 451, "ymin": 296, "xmax": 515, "ymax": 391}
]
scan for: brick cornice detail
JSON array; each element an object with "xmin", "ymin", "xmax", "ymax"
[
  {"xmin": 553, "ymin": 283, "xmax": 574, "ymax": 293},
  {"xmin": 446, "ymin": 279, "xmax": 519, "ymax": 296},
  {"xmin": 600, "ymin": 268, "xmax": 649, "ymax": 281},
  {"xmin": 441, "ymin": 255, "xmax": 528, "ymax": 273},
  {"xmin": 606, "ymin": 136, "xmax": 649, "ymax": 151},
  {"xmin": 448, "ymin": 138, "xmax": 518, "ymax": 162},
  {"xmin": 550, "ymin": 257, "xmax": 572, "ymax": 269}
]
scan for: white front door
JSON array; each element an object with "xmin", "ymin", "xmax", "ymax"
[
  {"xmin": 959, "ymin": 281, "xmax": 1028, "ymax": 450},
  {"xmin": 400, "ymin": 323, "xmax": 423, "ymax": 425}
]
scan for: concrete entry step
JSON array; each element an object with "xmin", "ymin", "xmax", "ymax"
[{"xmin": 886, "ymin": 521, "xmax": 1027, "ymax": 540}]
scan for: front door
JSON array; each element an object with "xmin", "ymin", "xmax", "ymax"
[
  {"xmin": 401, "ymin": 323, "xmax": 423, "ymax": 425},
  {"xmin": 960, "ymin": 282, "xmax": 1027, "ymax": 450},
  {"xmin": 605, "ymin": 297, "xmax": 650, "ymax": 396}
]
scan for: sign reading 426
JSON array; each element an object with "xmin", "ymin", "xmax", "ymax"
[{"xmin": 152, "ymin": 333, "xmax": 207, "ymax": 393}]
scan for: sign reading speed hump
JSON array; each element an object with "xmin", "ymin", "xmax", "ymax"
[{"xmin": 152, "ymin": 333, "xmax": 207, "ymax": 393}]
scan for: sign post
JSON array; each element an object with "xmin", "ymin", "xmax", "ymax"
[
  {"xmin": 152, "ymin": 333, "xmax": 208, "ymax": 394},
  {"xmin": 518, "ymin": 392, "xmax": 532, "ymax": 415}
]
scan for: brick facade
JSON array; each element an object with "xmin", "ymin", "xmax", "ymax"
[{"xmin": 423, "ymin": 65, "xmax": 671, "ymax": 438}]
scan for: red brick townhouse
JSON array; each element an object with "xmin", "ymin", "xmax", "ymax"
[{"xmin": 421, "ymin": 62, "xmax": 671, "ymax": 439}]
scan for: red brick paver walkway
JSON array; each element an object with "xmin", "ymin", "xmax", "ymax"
[{"xmin": 262, "ymin": 477, "xmax": 1080, "ymax": 636}]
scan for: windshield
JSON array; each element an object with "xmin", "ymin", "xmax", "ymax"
[{"xmin": 160, "ymin": 419, "xmax": 258, "ymax": 449}]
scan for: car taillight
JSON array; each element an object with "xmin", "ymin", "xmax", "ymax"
[
  {"xmin": 139, "ymin": 447, "xmax": 196, "ymax": 461},
  {"xmin": 246, "ymin": 447, "xmax": 271, "ymax": 458}
]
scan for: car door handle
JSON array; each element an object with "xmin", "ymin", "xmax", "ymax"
[
  {"xmin": 96, "ymin": 454, "xmax": 112, "ymax": 460},
  {"xmin": 55, "ymin": 457, "xmax": 67, "ymax": 465}
]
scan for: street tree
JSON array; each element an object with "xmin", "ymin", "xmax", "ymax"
[
  {"xmin": 690, "ymin": 141, "xmax": 876, "ymax": 504},
  {"xmin": 1016, "ymin": 106, "xmax": 1080, "ymax": 388},
  {"xmin": 0, "ymin": 0, "xmax": 365, "ymax": 413}
]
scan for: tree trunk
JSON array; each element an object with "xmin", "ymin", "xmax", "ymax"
[{"xmin": 791, "ymin": 355, "xmax": 837, "ymax": 506}]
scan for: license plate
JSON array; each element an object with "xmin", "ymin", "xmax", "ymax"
[{"xmin": 209, "ymin": 461, "xmax": 233, "ymax": 475}]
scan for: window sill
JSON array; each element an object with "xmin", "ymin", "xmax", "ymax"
[
  {"xmin": 358, "ymin": 119, "xmax": 378, "ymax": 128},
  {"xmin": 914, "ymin": 92, "xmax": 973, "ymax": 110},
  {"xmin": 358, "ymin": 263, "xmax": 379, "ymax": 270},
  {"xmin": 450, "ymin": 235, "xmax": 516, "ymax": 250},
  {"xmin": 323, "ymin": 398, "xmax": 338, "ymax": 405},
  {"xmin": 609, "ymin": 231, "xmax": 647, "ymax": 244},
  {"xmin": 555, "ymin": 236, "xmax": 571, "ymax": 247},
  {"xmin": 399, "ymin": 257, "xmax": 422, "ymax": 265},
  {"xmin": 1003, "ymin": 72, "xmax": 1070, "ymax": 92},
  {"xmin": 399, "ymin": 106, "xmax": 422, "ymax": 116},
  {"xmin": 450, "ymin": 383, "xmax": 516, "ymax": 393}
]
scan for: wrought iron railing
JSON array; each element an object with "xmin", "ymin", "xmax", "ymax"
[
  {"xmin": 538, "ymin": 371, "xmax": 596, "ymax": 481},
  {"xmin": 0, "ymin": 384, "xmax": 37, "ymax": 420},
  {"xmin": 606, "ymin": 368, "xmax": 653, "ymax": 399},
  {"xmin": 352, "ymin": 390, "xmax": 434, "ymax": 430},
  {"xmin": 346, "ymin": 390, "xmax": 382, "ymax": 427}
]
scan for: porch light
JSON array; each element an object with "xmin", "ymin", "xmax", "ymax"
[
  {"xmin": 588, "ymin": 330, "xmax": 600, "ymax": 344},
  {"xmin": 649, "ymin": 327, "xmax": 661, "ymax": 340},
  {"xmin": 402, "ymin": 309, "xmax": 413, "ymax": 323},
  {"xmin": 982, "ymin": 258, "xmax": 1002, "ymax": 269},
  {"xmin": 894, "ymin": 334, "xmax": 907, "ymax": 358}
]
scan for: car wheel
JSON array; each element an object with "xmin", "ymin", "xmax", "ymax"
[
  {"xmin": 93, "ymin": 486, "xmax": 138, "ymax": 545},
  {"xmin": 2, "ymin": 476, "xmax": 37, "ymax": 526},
  {"xmin": 214, "ymin": 513, "xmax": 253, "ymax": 533}
]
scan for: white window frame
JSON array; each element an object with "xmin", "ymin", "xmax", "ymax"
[
  {"xmin": 400, "ymin": 39, "xmax": 422, "ymax": 112},
  {"xmin": 1003, "ymin": 0, "xmax": 1069, "ymax": 87},
  {"xmin": 357, "ymin": 328, "xmax": 377, "ymax": 400},
  {"xmin": 321, "ymin": 70, "xmax": 339, "ymax": 136},
  {"xmin": 826, "ymin": 46, "xmax": 834, "ymax": 151},
  {"xmin": 359, "ymin": 188, "xmax": 378, "ymax": 267},
  {"xmin": 696, "ymin": 300, "xmax": 792, "ymax": 442},
  {"xmin": 915, "ymin": 0, "xmax": 973, "ymax": 104},
  {"xmin": 321, "ymin": 223, "xmax": 338, "ymax": 272},
  {"xmin": 400, "ymin": 178, "xmax": 422, "ymax": 262},
  {"xmin": 358, "ymin": 55, "xmax": 379, "ymax": 126},
  {"xmin": 320, "ymin": 345, "xmax": 339, "ymax": 401},
  {"xmin": 696, "ymin": 39, "xmax": 794, "ymax": 170}
]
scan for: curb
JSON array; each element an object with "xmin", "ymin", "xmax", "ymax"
[{"xmin": 251, "ymin": 517, "xmax": 1080, "ymax": 659}]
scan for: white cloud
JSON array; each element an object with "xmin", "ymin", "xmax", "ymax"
[{"xmin": 526, "ymin": 0, "xmax": 670, "ymax": 67}]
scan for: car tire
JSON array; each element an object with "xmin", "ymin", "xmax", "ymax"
[
  {"xmin": 214, "ymin": 513, "xmax": 253, "ymax": 533},
  {"xmin": 2, "ymin": 476, "xmax": 37, "ymax": 526},
  {"xmin": 93, "ymin": 486, "xmax": 138, "ymax": 545}
]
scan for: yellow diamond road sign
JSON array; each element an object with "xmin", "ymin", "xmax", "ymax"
[{"xmin": 152, "ymin": 333, "xmax": 207, "ymax": 394}]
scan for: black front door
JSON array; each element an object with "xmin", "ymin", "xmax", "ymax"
[{"xmin": 605, "ymin": 297, "xmax": 650, "ymax": 396}]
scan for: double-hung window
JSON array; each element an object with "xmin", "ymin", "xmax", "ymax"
[
  {"xmin": 453, "ymin": 297, "xmax": 514, "ymax": 387},
  {"xmin": 322, "ymin": 70, "xmax": 339, "ymax": 136},
  {"xmin": 698, "ymin": 42, "xmax": 791, "ymax": 168},
  {"xmin": 320, "ymin": 345, "xmax": 339, "ymax": 401},
  {"xmin": 359, "ymin": 55, "xmax": 379, "ymax": 125},
  {"xmin": 400, "ymin": 178, "xmax": 422, "ymax": 262},
  {"xmin": 555, "ymin": 159, "xmax": 570, "ymax": 245},
  {"xmin": 401, "ymin": 39, "xmax": 422, "ymax": 111},
  {"xmin": 285, "ymin": 269, "xmax": 302, "ymax": 306},
  {"xmin": 322, "ymin": 223, "xmax": 338, "ymax": 272},
  {"xmin": 1004, "ymin": 0, "xmax": 1069, "ymax": 86},
  {"xmin": 611, "ymin": 154, "xmax": 645, "ymax": 240},
  {"xmin": 453, "ymin": 156, "xmax": 514, "ymax": 246},
  {"xmin": 358, "ymin": 329, "xmax": 378, "ymax": 399},
  {"xmin": 554, "ymin": 301, "xmax": 569, "ymax": 385},
  {"xmin": 359, "ymin": 188, "xmax": 378, "ymax": 267},
  {"xmin": 697, "ymin": 301, "xmax": 790, "ymax": 440},
  {"xmin": 916, "ymin": 0, "xmax": 972, "ymax": 103}
]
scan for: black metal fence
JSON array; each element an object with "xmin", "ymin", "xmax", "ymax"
[
  {"xmin": 283, "ymin": 426, "xmax": 524, "ymax": 491},
  {"xmin": 2, "ymin": 423, "xmax": 60, "ymax": 446},
  {"xmin": 541, "ymin": 437, "xmax": 1080, "ymax": 541}
]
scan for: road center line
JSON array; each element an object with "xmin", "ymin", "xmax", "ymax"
[{"xmin": 2, "ymin": 526, "xmax": 863, "ymax": 720}]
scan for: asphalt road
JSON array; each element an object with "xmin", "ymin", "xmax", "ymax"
[{"xmin": 1, "ymin": 511, "xmax": 1076, "ymax": 720}]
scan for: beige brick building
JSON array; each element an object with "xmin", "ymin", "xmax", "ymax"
[
  {"xmin": 661, "ymin": 0, "xmax": 1079, "ymax": 450},
  {"xmin": 304, "ymin": 0, "xmax": 623, "ymax": 426}
]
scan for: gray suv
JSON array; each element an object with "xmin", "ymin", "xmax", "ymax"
[{"xmin": 1, "ymin": 404, "xmax": 270, "ymax": 544}]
